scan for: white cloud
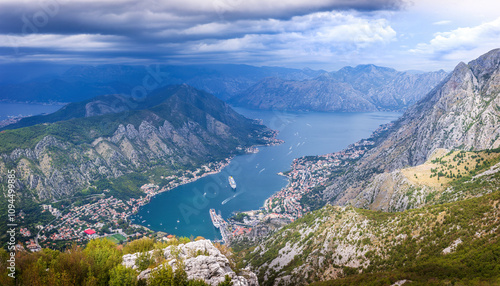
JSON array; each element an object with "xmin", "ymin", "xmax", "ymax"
[
  {"xmin": 410, "ymin": 17, "xmax": 500, "ymax": 60},
  {"xmin": 0, "ymin": 34, "xmax": 125, "ymax": 51},
  {"xmin": 180, "ymin": 12, "xmax": 396, "ymax": 54},
  {"xmin": 433, "ymin": 20, "xmax": 451, "ymax": 25}
]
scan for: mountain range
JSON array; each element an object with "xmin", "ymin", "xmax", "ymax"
[
  {"xmin": 0, "ymin": 64, "xmax": 322, "ymax": 103},
  {"xmin": 231, "ymin": 65, "xmax": 447, "ymax": 111},
  {"xmin": 324, "ymin": 49, "xmax": 500, "ymax": 207},
  {"xmin": 0, "ymin": 63, "xmax": 446, "ymax": 113}
]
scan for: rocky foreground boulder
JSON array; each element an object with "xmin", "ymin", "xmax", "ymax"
[{"xmin": 122, "ymin": 239, "xmax": 258, "ymax": 286}]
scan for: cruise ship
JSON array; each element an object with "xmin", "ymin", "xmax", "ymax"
[
  {"xmin": 228, "ymin": 176, "xmax": 237, "ymax": 189},
  {"xmin": 210, "ymin": 208, "xmax": 221, "ymax": 228}
]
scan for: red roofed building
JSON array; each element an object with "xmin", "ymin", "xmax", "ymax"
[
  {"xmin": 84, "ymin": 229, "xmax": 96, "ymax": 235},
  {"xmin": 84, "ymin": 229, "xmax": 97, "ymax": 239}
]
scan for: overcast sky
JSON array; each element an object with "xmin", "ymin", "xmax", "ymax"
[{"xmin": 1, "ymin": 0, "xmax": 499, "ymax": 71}]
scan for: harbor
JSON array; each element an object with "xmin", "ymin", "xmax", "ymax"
[{"xmin": 209, "ymin": 209, "xmax": 231, "ymax": 245}]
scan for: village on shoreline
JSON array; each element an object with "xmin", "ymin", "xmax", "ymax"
[{"xmin": 19, "ymin": 158, "xmax": 233, "ymax": 251}]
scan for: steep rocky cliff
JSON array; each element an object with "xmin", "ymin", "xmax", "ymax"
[
  {"xmin": 231, "ymin": 65, "xmax": 447, "ymax": 112},
  {"xmin": 0, "ymin": 85, "xmax": 275, "ymax": 201},
  {"xmin": 323, "ymin": 49, "xmax": 500, "ymax": 205}
]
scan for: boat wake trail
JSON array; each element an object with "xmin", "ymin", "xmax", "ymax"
[{"xmin": 221, "ymin": 191, "xmax": 244, "ymax": 205}]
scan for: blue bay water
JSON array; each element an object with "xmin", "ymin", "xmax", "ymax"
[
  {"xmin": 0, "ymin": 102, "xmax": 63, "ymax": 121},
  {"xmin": 131, "ymin": 108, "xmax": 402, "ymax": 239}
]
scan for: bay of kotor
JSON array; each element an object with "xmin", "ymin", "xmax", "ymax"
[{"xmin": 131, "ymin": 108, "xmax": 402, "ymax": 239}]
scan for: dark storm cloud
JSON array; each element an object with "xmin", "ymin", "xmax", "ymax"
[
  {"xmin": 0, "ymin": 0, "xmax": 405, "ymax": 35},
  {"xmin": 0, "ymin": 0, "xmax": 405, "ymax": 65}
]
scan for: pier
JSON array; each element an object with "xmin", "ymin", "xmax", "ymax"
[{"xmin": 210, "ymin": 209, "xmax": 231, "ymax": 245}]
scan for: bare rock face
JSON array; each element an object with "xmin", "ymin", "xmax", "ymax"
[
  {"xmin": 84, "ymin": 94, "xmax": 137, "ymax": 117},
  {"xmin": 122, "ymin": 240, "xmax": 258, "ymax": 286},
  {"xmin": 3, "ymin": 118, "xmax": 227, "ymax": 200},
  {"xmin": 324, "ymin": 49, "xmax": 500, "ymax": 206}
]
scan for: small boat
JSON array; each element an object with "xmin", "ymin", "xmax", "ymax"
[{"xmin": 228, "ymin": 176, "xmax": 237, "ymax": 189}]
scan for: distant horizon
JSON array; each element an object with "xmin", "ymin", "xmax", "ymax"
[{"xmin": 0, "ymin": 60, "xmax": 451, "ymax": 85}]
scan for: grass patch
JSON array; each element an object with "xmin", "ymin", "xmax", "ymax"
[{"xmin": 106, "ymin": 233, "xmax": 127, "ymax": 244}]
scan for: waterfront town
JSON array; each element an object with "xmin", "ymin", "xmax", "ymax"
[
  {"xmin": 262, "ymin": 123, "xmax": 393, "ymax": 219},
  {"xmin": 17, "ymin": 159, "xmax": 232, "ymax": 251}
]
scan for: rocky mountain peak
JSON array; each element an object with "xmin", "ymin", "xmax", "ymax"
[
  {"xmin": 315, "ymin": 72, "xmax": 335, "ymax": 81},
  {"xmin": 468, "ymin": 48, "xmax": 500, "ymax": 80}
]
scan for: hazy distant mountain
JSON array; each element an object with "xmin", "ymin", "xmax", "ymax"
[
  {"xmin": 0, "ymin": 64, "xmax": 324, "ymax": 103},
  {"xmin": 231, "ymin": 65, "xmax": 448, "ymax": 111},
  {"xmin": 229, "ymin": 75, "xmax": 378, "ymax": 112},
  {"xmin": 0, "ymin": 63, "xmax": 446, "ymax": 112},
  {"xmin": 0, "ymin": 85, "xmax": 276, "ymax": 200}
]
